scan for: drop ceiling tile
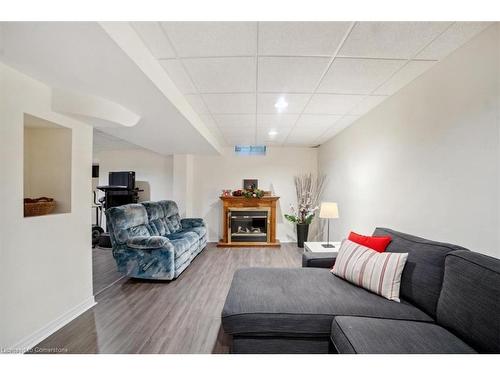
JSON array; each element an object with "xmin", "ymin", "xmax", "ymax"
[
  {"xmin": 333, "ymin": 115, "xmax": 360, "ymax": 128},
  {"xmin": 258, "ymin": 22, "xmax": 352, "ymax": 56},
  {"xmin": 199, "ymin": 118, "xmax": 227, "ymax": 144},
  {"xmin": 159, "ymin": 59, "xmax": 197, "ymax": 94},
  {"xmin": 202, "ymin": 93, "xmax": 256, "ymax": 114},
  {"xmin": 223, "ymin": 134, "xmax": 256, "ymax": 145},
  {"xmin": 220, "ymin": 127, "xmax": 255, "ymax": 136},
  {"xmin": 257, "ymin": 93, "xmax": 311, "ymax": 114},
  {"xmin": 296, "ymin": 114, "xmax": 343, "ymax": 129},
  {"xmin": 349, "ymin": 95, "xmax": 387, "ymax": 116},
  {"xmin": 258, "ymin": 57, "xmax": 330, "ymax": 93},
  {"xmin": 260, "ymin": 141, "xmax": 285, "ymax": 147},
  {"xmin": 183, "ymin": 57, "xmax": 256, "ymax": 93},
  {"xmin": 416, "ymin": 22, "xmax": 492, "ymax": 60},
  {"xmin": 131, "ymin": 22, "xmax": 176, "ymax": 59},
  {"xmin": 256, "ymin": 127, "xmax": 291, "ymax": 143},
  {"xmin": 213, "ymin": 114, "xmax": 256, "ymax": 128},
  {"xmin": 199, "ymin": 114, "xmax": 218, "ymax": 128},
  {"xmin": 303, "ymin": 94, "xmax": 365, "ymax": 114},
  {"xmin": 317, "ymin": 115, "xmax": 360, "ymax": 142},
  {"xmin": 285, "ymin": 142, "xmax": 318, "ymax": 147},
  {"xmin": 161, "ymin": 22, "xmax": 257, "ymax": 57},
  {"xmin": 339, "ymin": 22, "xmax": 451, "ymax": 59},
  {"xmin": 257, "ymin": 114, "xmax": 299, "ymax": 128},
  {"xmin": 220, "ymin": 131, "xmax": 256, "ymax": 146},
  {"xmin": 318, "ymin": 58, "xmax": 405, "ymax": 94},
  {"xmin": 374, "ymin": 60, "xmax": 436, "ymax": 95},
  {"xmin": 185, "ymin": 94, "xmax": 209, "ymax": 115},
  {"xmin": 286, "ymin": 138, "xmax": 322, "ymax": 146},
  {"xmin": 287, "ymin": 127, "xmax": 325, "ymax": 140}
]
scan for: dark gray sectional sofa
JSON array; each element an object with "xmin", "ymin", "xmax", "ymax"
[{"xmin": 221, "ymin": 228, "xmax": 500, "ymax": 354}]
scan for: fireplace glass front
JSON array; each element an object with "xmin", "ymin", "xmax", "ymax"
[{"xmin": 229, "ymin": 209, "xmax": 268, "ymax": 243}]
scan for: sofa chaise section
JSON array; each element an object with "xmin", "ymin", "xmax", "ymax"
[{"xmin": 222, "ymin": 267, "xmax": 431, "ymax": 353}]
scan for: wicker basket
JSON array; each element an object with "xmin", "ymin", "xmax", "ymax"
[{"xmin": 24, "ymin": 197, "xmax": 56, "ymax": 217}]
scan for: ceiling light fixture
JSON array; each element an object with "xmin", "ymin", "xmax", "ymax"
[
  {"xmin": 274, "ymin": 97, "xmax": 288, "ymax": 112},
  {"xmin": 268, "ymin": 130, "xmax": 279, "ymax": 137}
]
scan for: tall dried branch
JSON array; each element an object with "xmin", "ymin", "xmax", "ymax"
[{"xmin": 292, "ymin": 173, "xmax": 326, "ymax": 223}]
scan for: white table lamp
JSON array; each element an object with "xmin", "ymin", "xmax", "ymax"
[{"xmin": 319, "ymin": 202, "xmax": 339, "ymax": 248}]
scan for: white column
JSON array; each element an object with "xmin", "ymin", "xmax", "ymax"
[{"xmin": 173, "ymin": 154, "xmax": 194, "ymax": 217}]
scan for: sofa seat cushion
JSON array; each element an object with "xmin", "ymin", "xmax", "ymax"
[
  {"xmin": 331, "ymin": 316, "xmax": 476, "ymax": 354},
  {"xmin": 166, "ymin": 231, "xmax": 199, "ymax": 259},
  {"xmin": 222, "ymin": 268, "xmax": 431, "ymax": 337},
  {"xmin": 126, "ymin": 236, "xmax": 169, "ymax": 250},
  {"xmin": 179, "ymin": 225, "xmax": 207, "ymax": 239}
]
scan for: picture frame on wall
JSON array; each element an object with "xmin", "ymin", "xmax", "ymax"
[{"xmin": 243, "ymin": 179, "xmax": 258, "ymax": 190}]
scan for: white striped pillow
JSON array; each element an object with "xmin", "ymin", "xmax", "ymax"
[{"xmin": 332, "ymin": 239, "xmax": 408, "ymax": 302}]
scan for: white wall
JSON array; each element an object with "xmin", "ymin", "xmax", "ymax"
[
  {"xmin": 0, "ymin": 63, "xmax": 95, "ymax": 350},
  {"xmin": 24, "ymin": 126, "xmax": 72, "ymax": 214},
  {"xmin": 93, "ymin": 148, "xmax": 173, "ymax": 202},
  {"xmin": 93, "ymin": 148, "xmax": 173, "ymax": 227},
  {"xmin": 189, "ymin": 147, "xmax": 318, "ymax": 242},
  {"xmin": 318, "ymin": 25, "xmax": 499, "ymax": 257}
]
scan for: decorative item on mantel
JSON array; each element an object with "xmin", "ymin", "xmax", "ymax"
[
  {"xmin": 285, "ymin": 174, "xmax": 326, "ymax": 248},
  {"xmin": 222, "ymin": 189, "xmax": 232, "ymax": 197},
  {"xmin": 231, "ymin": 188, "xmax": 265, "ymax": 198}
]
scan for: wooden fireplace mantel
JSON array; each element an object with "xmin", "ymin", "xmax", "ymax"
[{"xmin": 218, "ymin": 196, "xmax": 280, "ymax": 247}]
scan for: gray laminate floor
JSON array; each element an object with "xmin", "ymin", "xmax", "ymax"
[
  {"xmin": 92, "ymin": 247, "xmax": 125, "ymax": 295},
  {"xmin": 35, "ymin": 243, "xmax": 302, "ymax": 353}
]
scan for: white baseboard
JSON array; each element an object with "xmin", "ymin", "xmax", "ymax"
[{"xmin": 10, "ymin": 296, "xmax": 96, "ymax": 353}]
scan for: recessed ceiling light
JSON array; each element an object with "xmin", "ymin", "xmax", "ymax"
[
  {"xmin": 268, "ymin": 130, "xmax": 279, "ymax": 137},
  {"xmin": 274, "ymin": 97, "xmax": 288, "ymax": 112}
]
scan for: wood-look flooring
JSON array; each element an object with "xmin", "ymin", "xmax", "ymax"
[
  {"xmin": 35, "ymin": 243, "xmax": 302, "ymax": 354},
  {"xmin": 92, "ymin": 247, "xmax": 125, "ymax": 295}
]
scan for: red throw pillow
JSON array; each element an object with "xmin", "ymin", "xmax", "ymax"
[{"xmin": 348, "ymin": 231, "xmax": 392, "ymax": 253}]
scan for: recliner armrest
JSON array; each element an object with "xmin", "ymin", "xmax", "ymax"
[
  {"xmin": 126, "ymin": 236, "xmax": 171, "ymax": 250},
  {"xmin": 302, "ymin": 252, "xmax": 338, "ymax": 269},
  {"xmin": 181, "ymin": 218, "xmax": 205, "ymax": 229}
]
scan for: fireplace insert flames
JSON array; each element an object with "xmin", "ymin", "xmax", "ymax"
[{"xmin": 229, "ymin": 209, "xmax": 268, "ymax": 243}]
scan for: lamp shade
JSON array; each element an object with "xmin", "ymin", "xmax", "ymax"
[{"xmin": 319, "ymin": 202, "xmax": 339, "ymax": 219}]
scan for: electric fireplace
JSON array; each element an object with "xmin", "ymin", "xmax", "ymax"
[
  {"xmin": 229, "ymin": 208, "xmax": 269, "ymax": 243},
  {"xmin": 218, "ymin": 195, "xmax": 280, "ymax": 247}
]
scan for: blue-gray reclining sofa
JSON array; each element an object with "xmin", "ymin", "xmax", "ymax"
[{"xmin": 105, "ymin": 200, "xmax": 207, "ymax": 280}]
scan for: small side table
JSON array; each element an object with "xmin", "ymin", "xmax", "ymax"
[
  {"xmin": 302, "ymin": 241, "xmax": 341, "ymax": 268},
  {"xmin": 304, "ymin": 241, "xmax": 342, "ymax": 253}
]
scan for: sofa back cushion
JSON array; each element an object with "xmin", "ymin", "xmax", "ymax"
[
  {"xmin": 159, "ymin": 200, "xmax": 182, "ymax": 233},
  {"xmin": 372, "ymin": 228, "xmax": 468, "ymax": 318},
  {"xmin": 142, "ymin": 201, "xmax": 171, "ymax": 236},
  {"xmin": 106, "ymin": 204, "xmax": 152, "ymax": 246},
  {"xmin": 436, "ymin": 250, "xmax": 500, "ymax": 353}
]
